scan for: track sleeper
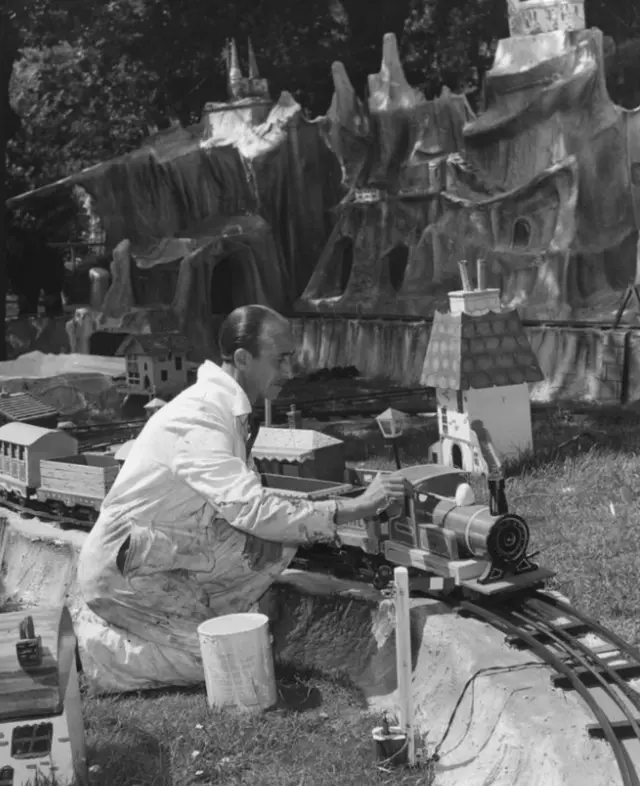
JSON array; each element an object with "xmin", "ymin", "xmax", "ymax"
[
  {"xmin": 505, "ymin": 621, "xmax": 590, "ymax": 649},
  {"xmin": 553, "ymin": 663, "xmax": 640, "ymax": 690},
  {"xmin": 587, "ymin": 719, "xmax": 640, "ymax": 741}
]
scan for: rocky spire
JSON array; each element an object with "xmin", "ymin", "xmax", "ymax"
[{"xmin": 248, "ymin": 38, "xmax": 260, "ymax": 79}]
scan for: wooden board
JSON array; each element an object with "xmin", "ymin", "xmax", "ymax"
[
  {"xmin": 39, "ymin": 458, "xmax": 119, "ymax": 498},
  {"xmin": 0, "ymin": 606, "xmax": 76, "ymax": 723}
]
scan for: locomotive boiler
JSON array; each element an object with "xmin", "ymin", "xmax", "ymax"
[{"xmin": 291, "ymin": 463, "xmax": 551, "ymax": 596}]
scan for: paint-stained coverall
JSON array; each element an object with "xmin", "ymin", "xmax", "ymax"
[{"xmin": 76, "ymin": 360, "xmax": 339, "ymax": 694}]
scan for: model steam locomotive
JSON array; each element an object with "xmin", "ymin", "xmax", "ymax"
[{"xmin": 288, "ymin": 464, "xmax": 552, "ymax": 597}]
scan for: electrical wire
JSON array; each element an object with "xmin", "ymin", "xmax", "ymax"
[{"xmin": 428, "ymin": 660, "xmax": 545, "ymax": 763}]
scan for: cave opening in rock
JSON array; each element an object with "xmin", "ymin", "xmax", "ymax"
[
  {"xmin": 386, "ymin": 244, "xmax": 409, "ymax": 292},
  {"xmin": 324, "ymin": 237, "xmax": 354, "ymax": 297},
  {"xmin": 512, "ymin": 218, "xmax": 532, "ymax": 249},
  {"xmin": 210, "ymin": 255, "xmax": 251, "ymax": 316}
]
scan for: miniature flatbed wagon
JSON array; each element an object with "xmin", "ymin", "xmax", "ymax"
[
  {"xmin": 0, "ymin": 606, "xmax": 87, "ymax": 786},
  {"xmin": 36, "ymin": 452, "xmax": 120, "ymax": 518}
]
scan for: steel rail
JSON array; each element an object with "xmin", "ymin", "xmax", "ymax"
[
  {"xmin": 458, "ymin": 599, "xmax": 638, "ymax": 786},
  {"xmin": 524, "ymin": 598, "xmax": 640, "ymax": 713},
  {"xmin": 531, "ymin": 591, "xmax": 640, "ymax": 667},
  {"xmin": 509, "ymin": 605, "xmax": 640, "ymax": 741}
]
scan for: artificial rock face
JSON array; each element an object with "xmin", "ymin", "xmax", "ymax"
[{"xmin": 298, "ymin": 23, "xmax": 640, "ymax": 321}]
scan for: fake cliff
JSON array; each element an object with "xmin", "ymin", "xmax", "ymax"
[
  {"xmin": 8, "ymin": 40, "xmax": 342, "ymax": 359},
  {"xmin": 298, "ymin": 1, "xmax": 640, "ymax": 322}
]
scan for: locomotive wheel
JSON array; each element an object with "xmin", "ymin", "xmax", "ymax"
[{"xmin": 373, "ymin": 565, "xmax": 394, "ymax": 590}]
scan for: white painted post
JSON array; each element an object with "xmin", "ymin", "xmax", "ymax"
[
  {"xmin": 264, "ymin": 398, "xmax": 272, "ymax": 427},
  {"xmin": 394, "ymin": 566, "xmax": 416, "ymax": 766}
]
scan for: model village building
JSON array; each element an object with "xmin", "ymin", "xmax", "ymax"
[
  {"xmin": 421, "ymin": 265, "xmax": 544, "ymax": 474},
  {"xmin": 116, "ymin": 333, "xmax": 193, "ymax": 399}
]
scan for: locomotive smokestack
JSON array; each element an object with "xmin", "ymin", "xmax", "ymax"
[{"xmin": 488, "ymin": 471, "xmax": 508, "ymax": 515}]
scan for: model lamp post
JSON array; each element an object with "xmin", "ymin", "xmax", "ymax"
[{"xmin": 375, "ymin": 408, "xmax": 410, "ymax": 470}]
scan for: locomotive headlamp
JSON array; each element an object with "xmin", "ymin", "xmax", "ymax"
[{"xmin": 375, "ymin": 408, "xmax": 410, "ymax": 469}]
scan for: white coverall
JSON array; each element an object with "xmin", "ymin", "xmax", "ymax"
[{"xmin": 75, "ymin": 360, "xmax": 339, "ymax": 694}]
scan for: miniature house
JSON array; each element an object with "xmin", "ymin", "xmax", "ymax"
[
  {"xmin": 421, "ymin": 261, "xmax": 544, "ymax": 474},
  {"xmin": 0, "ymin": 391, "xmax": 60, "ymax": 430},
  {"xmin": 0, "ymin": 606, "xmax": 87, "ymax": 786},
  {"xmin": 251, "ymin": 427, "xmax": 346, "ymax": 482},
  {"xmin": 507, "ymin": 0, "xmax": 585, "ymax": 37},
  {"xmin": 116, "ymin": 333, "xmax": 191, "ymax": 398}
]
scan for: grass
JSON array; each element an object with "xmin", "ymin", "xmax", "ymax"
[
  {"xmin": 79, "ymin": 400, "xmax": 640, "ymax": 784},
  {"xmin": 84, "ymin": 664, "xmax": 432, "ymax": 786}
]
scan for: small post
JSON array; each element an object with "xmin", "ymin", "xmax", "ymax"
[
  {"xmin": 264, "ymin": 398, "xmax": 272, "ymax": 427},
  {"xmin": 458, "ymin": 259, "xmax": 472, "ymax": 292},
  {"xmin": 394, "ymin": 567, "xmax": 416, "ymax": 766},
  {"xmin": 476, "ymin": 258, "xmax": 487, "ymax": 291},
  {"xmin": 392, "ymin": 440, "xmax": 402, "ymax": 470}
]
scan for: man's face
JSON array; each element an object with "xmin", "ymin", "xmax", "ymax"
[{"xmin": 247, "ymin": 320, "xmax": 296, "ymax": 401}]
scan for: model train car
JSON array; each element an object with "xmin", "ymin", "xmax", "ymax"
[
  {"xmin": 289, "ymin": 464, "xmax": 553, "ymax": 596},
  {"xmin": 0, "ymin": 422, "xmax": 120, "ymax": 522}
]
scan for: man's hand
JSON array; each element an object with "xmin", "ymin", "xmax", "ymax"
[{"xmin": 358, "ymin": 471, "xmax": 413, "ymax": 518}]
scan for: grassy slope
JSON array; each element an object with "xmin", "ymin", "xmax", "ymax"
[{"xmin": 82, "ymin": 402, "xmax": 640, "ymax": 785}]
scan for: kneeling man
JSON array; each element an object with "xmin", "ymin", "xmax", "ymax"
[{"xmin": 76, "ymin": 305, "xmax": 407, "ymax": 693}]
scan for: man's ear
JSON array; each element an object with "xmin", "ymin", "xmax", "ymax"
[{"xmin": 233, "ymin": 347, "xmax": 253, "ymax": 370}]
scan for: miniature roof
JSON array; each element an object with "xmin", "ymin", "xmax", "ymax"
[
  {"xmin": 116, "ymin": 333, "xmax": 190, "ymax": 357},
  {"xmin": 0, "ymin": 421, "xmax": 77, "ymax": 448},
  {"xmin": 1, "ymin": 606, "xmax": 77, "ymax": 723},
  {"xmin": 144, "ymin": 397, "xmax": 168, "ymax": 410},
  {"xmin": 0, "ymin": 391, "xmax": 59, "ymax": 422},
  {"xmin": 420, "ymin": 309, "xmax": 544, "ymax": 390},
  {"xmin": 114, "ymin": 439, "xmax": 135, "ymax": 462},
  {"xmin": 252, "ymin": 427, "xmax": 343, "ymax": 462}
]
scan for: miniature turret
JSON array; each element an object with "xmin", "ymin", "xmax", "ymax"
[
  {"xmin": 225, "ymin": 38, "xmax": 271, "ymax": 103},
  {"xmin": 227, "ymin": 39, "xmax": 243, "ymax": 101}
]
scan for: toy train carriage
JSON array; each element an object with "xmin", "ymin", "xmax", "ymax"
[
  {"xmin": 36, "ymin": 453, "xmax": 121, "ymax": 521},
  {"xmin": 0, "ymin": 423, "xmax": 78, "ymax": 500},
  {"xmin": 0, "ymin": 606, "xmax": 87, "ymax": 786}
]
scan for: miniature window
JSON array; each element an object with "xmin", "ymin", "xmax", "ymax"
[
  {"xmin": 18, "ymin": 447, "xmax": 25, "ymax": 461},
  {"xmin": 512, "ymin": 218, "xmax": 531, "ymax": 249},
  {"xmin": 0, "ymin": 766, "xmax": 13, "ymax": 786},
  {"xmin": 161, "ymin": 369, "xmax": 168, "ymax": 382},
  {"xmin": 11, "ymin": 723, "xmax": 53, "ymax": 759},
  {"xmin": 440, "ymin": 407, "xmax": 448, "ymax": 434},
  {"xmin": 10, "ymin": 445, "xmax": 16, "ymax": 459},
  {"xmin": 175, "ymin": 355, "xmax": 183, "ymax": 371}
]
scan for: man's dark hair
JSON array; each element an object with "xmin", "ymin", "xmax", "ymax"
[{"xmin": 218, "ymin": 305, "xmax": 286, "ymax": 362}]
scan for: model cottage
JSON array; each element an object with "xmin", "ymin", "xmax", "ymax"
[
  {"xmin": 0, "ymin": 606, "xmax": 87, "ymax": 786},
  {"xmin": 116, "ymin": 333, "xmax": 191, "ymax": 399},
  {"xmin": 421, "ymin": 260, "xmax": 543, "ymax": 474}
]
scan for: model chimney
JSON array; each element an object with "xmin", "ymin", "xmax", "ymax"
[{"xmin": 448, "ymin": 258, "xmax": 501, "ymax": 316}]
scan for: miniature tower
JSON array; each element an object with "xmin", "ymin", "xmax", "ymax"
[
  {"xmin": 506, "ymin": 0, "xmax": 585, "ymax": 37},
  {"xmin": 225, "ymin": 38, "xmax": 270, "ymax": 103},
  {"xmin": 421, "ymin": 260, "xmax": 544, "ymax": 474}
]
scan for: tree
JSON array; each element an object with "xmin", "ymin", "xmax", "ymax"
[{"xmin": 1, "ymin": 3, "xmax": 22, "ymax": 358}]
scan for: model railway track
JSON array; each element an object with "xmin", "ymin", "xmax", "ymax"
[
  {"xmin": 459, "ymin": 591, "xmax": 640, "ymax": 785},
  {"xmin": 71, "ymin": 386, "xmax": 435, "ymax": 447},
  {"xmin": 295, "ymin": 312, "xmax": 640, "ymax": 331}
]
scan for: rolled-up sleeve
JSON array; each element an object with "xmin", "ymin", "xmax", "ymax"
[{"xmin": 171, "ymin": 419, "xmax": 338, "ymax": 546}]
